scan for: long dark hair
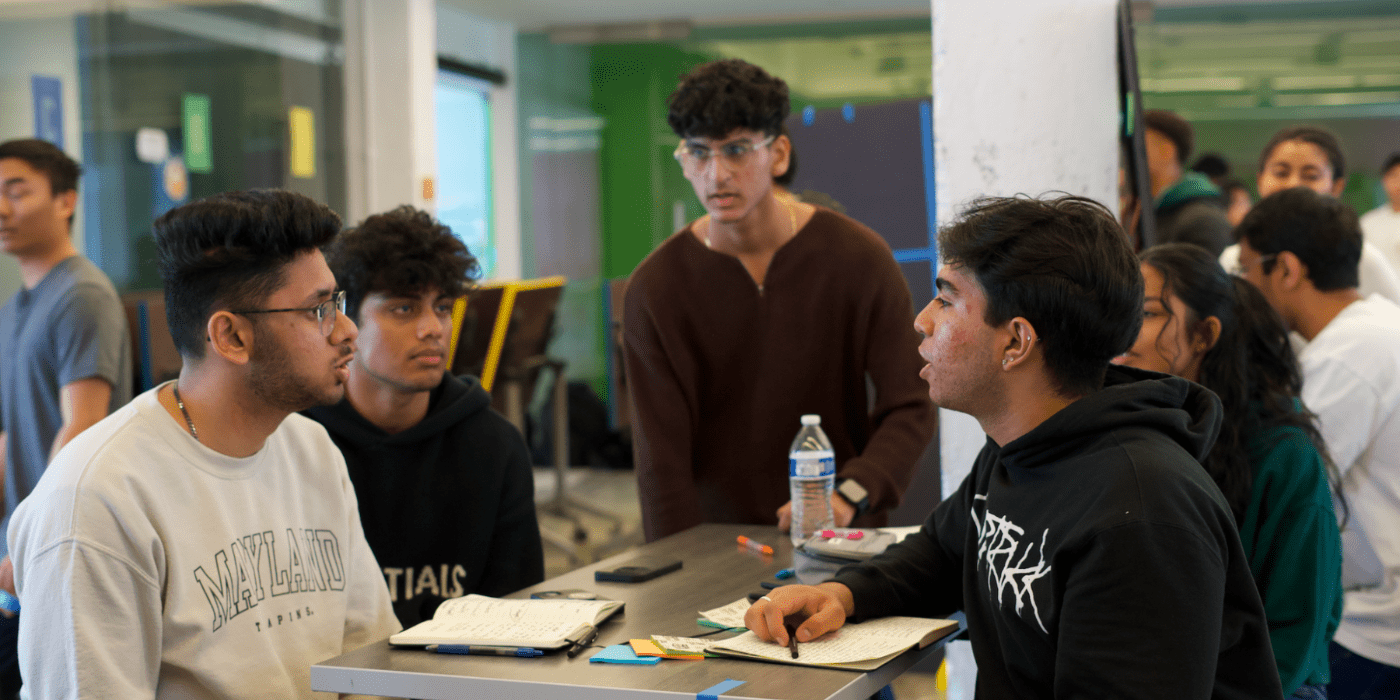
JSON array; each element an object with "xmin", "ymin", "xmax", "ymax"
[{"xmin": 1139, "ymin": 243, "xmax": 1345, "ymax": 525}]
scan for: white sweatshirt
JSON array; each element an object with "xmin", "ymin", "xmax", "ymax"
[{"xmin": 8, "ymin": 385, "xmax": 400, "ymax": 699}]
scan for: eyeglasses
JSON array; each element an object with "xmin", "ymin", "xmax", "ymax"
[
  {"xmin": 1230, "ymin": 253, "xmax": 1277, "ymax": 277},
  {"xmin": 672, "ymin": 135, "xmax": 775, "ymax": 175},
  {"xmin": 230, "ymin": 290, "xmax": 346, "ymax": 337}
]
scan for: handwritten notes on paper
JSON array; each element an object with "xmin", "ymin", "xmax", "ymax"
[
  {"xmin": 709, "ymin": 616, "xmax": 957, "ymax": 671},
  {"xmin": 389, "ymin": 594, "xmax": 622, "ymax": 649},
  {"xmin": 698, "ymin": 598, "xmax": 752, "ymax": 629},
  {"xmin": 651, "ymin": 635, "xmax": 720, "ymax": 655}
]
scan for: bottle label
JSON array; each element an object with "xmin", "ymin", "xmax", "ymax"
[{"xmin": 790, "ymin": 451, "xmax": 835, "ymax": 478}]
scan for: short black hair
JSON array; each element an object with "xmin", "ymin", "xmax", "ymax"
[
  {"xmin": 1258, "ymin": 126, "xmax": 1346, "ymax": 181},
  {"xmin": 1191, "ymin": 152, "xmax": 1230, "ymax": 180},
  {"xmin": 939, "ymin": 195, "xmax": 1144, "ymax": 397},
  {"xmin": 326, "ymin": 205, "xmax": 480, "ymax": 322},
  {"xmin": 1236, "ymin": 187, "xmax": 1361, "ymax": 291},
  {"xmin": 667, "ymin": 59, "xmax": 790, "ymax": 140},
  {"xmin": 1381, "ymin": 151, "xmax": 1400, "ymax": 177},
  {"xmin": 1143, "ymin": 109, "xmax": 1194, "ymax": 165},
  {"xmin": 154, "ymin": 189, "xmax": 342, "ymax": 359},
  {"xmin": 0, "ymin": 138, "xmax": 80, "ymax": 194}
]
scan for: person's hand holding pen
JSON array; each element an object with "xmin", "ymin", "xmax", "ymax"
[{"xmin": 744, "ymin": 583, "xmax": 854, "ymax": 648}]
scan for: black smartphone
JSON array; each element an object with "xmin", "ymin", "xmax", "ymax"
[{"xmin": 594, "ymin": 557, "xmax": 682, "ymax": 583}]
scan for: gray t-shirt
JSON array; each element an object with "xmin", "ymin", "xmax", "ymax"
[{"xmin": 0, "ymin": 256, "xmax": 131, "ymax": 557}]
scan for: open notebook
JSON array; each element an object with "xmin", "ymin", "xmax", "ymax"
[
  {"xmin": 709, "ymin": 614, "xmax": 957, "ymax": 671},
  {"xmin": 389, "ymin": 594, "xmax": 624, "ymax": 650}
]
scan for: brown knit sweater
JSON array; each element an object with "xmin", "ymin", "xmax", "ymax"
[{"xmin": 623, "ymin": 207, "xmax": 936, "ymax": 542}]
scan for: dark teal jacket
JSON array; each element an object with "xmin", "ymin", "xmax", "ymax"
[{"xmin": 1239, "ymin": 422, "xmax": 1344, "ymax": 694}]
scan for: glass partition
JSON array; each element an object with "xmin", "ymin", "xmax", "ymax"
[{"xmin": 0, "ymin": 0, "xmax": 346, "ymax": 296}]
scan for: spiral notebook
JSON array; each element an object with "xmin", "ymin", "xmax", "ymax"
[{"xmin": 388, "ymin": 594, "xmax": 623, "ymax": 650}]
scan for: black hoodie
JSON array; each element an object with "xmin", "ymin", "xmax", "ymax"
[
  {"xmin": 833, "ymin": 366, "xmax": 1282, "ymax": 699},
  {"xmin": 304, "ymin": 373, "xmax": 544, "ymax": 627}
]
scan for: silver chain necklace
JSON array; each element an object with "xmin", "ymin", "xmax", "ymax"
[{"xmin": 172, "ymin": 383, "xmax": 199, "ymax": 442}]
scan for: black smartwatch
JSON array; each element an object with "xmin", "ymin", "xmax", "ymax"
[{"xmin": 835, "ymin": 478, "xmax": 870, "ymax": 517}]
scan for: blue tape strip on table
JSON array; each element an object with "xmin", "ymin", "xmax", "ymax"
[
  {"xmin": 588, "ymin": 644, "xmax": 661, "ymax": 665},
  {"xmin": 698, "ymin": 678, "xmax": 746, "ymax": 699}
]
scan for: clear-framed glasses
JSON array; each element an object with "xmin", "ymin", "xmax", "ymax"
[
  {"xmin": 230, "ymin": 290, "xmax": 346, "ymax": 337},
  {"xmin": 672, "ymin": 134, "xmax": 776, "ymax": 175},
  {"xmin": 1230, "ymin": 253, "xmax": 1277, "ymax": 277}
]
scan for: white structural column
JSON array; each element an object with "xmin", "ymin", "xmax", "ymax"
[
  {"xmin": 931, "ymin": 1, "xmax": 1120, "ymax": 695},
  {"xmin": 344, "ymin": 0, "xmax": 438, "ymax": 221},
  {"xmin": 932, "ymin": 0, "xmax": 1120, "ymax": 502}
]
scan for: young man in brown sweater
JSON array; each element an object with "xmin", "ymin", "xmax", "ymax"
[{"xmin": 622, "ymin": 59, "xmax": 935, "ymax": 542}]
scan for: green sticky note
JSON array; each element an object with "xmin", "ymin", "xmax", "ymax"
[{"xmin": 183, "ymin": 93, "xmax": 212, "ymax": 173}]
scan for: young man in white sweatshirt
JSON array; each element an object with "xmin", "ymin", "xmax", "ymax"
[{"xmin": 7, "ymin": 189, "xmax": 399, "ymax": 700}]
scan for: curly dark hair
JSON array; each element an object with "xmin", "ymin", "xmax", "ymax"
[
  {"xmin": 1236, "ymin": 187, "xmax": 1361, "ymax": 291},
  {"xmin": 1139, "ymin": 243, "xmax": 1345, "ymax": 525},
  {"xmin": 939, "ymin": 194, "xmax": 1143, "ymax": 397},
  {"xmin": 1258, "ymin": 125, "xmax": 1346, "ymax": 182},
  {"xmin": 666, "ymin": 59, "xmax": 789, "ymax": 140},
  {"xmin": 155, "ymin": 189, "xmax": 341, "ymax": 359},
  {"xmin": 1143, "ymin": 109, "xmax": 1195, "ymax": 166},
  {"xmin": 325, "ymin": 205, "xmax": 480, "ymax": 322}
]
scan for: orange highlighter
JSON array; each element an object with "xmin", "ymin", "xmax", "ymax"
[{"xmin": 736, "ymin": 535, "xmax": 774, "ymax": 555}]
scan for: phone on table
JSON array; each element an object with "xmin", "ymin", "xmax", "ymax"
[{"xmin": 594, "ymin": 557, "xmax": 682, "ymax": 583}]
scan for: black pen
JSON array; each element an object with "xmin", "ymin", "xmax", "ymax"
[
  {"xmin": 784, "ymin": 623, "xmax": 799, "ymax": 659},
  {"xmin": 567, "ymin": 625, "xmax": 599, "ymax": 658}
]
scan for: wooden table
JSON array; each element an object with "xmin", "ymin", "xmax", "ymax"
[{"xmin": 311, "ymin": 523, "xmax": 956, "ymax": 699}]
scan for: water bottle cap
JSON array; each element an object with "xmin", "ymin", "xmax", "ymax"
[{"xmin": 800, "ymin": 414, "xmax": 821, "ymax": 425}]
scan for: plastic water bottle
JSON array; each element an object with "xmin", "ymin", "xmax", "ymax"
[{"xmin": 789, "ymin": 414, "xmax": 835, "ymax": 546}]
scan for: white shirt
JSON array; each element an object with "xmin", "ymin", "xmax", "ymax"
[
  {"xmin": 1220, "ymin": 241, "xmax": 1400, "ymax": 306},
  {"xmin": 8, "ymin": 385, "xmax": 400, "ymax": 700},
  {"xmin": 1360, "ymin": 204, "xmax": 1400, "ymax": 274},
  {"xmin": 1298, "ymin": 295, "xmax": 1400, "ymax": 667}
]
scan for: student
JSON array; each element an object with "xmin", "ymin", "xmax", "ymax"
[
  {"xmin": 7, "ymin": 189, "xmax": 399, "ymax": 699},
  {"xmin": 1220, "ymin": 126, "xmax": 1400, "ymax": 304},
  {"xmin": 747, "ymin": 195, "xmax": 1282, "ymax": 697},
  {"xmin": 1235, "ymin": 187, "xmax": 1400, "ymax": 699},
  {"xmin": 0, "ymin": 138, "xmax": 131, "ymax": 696},
  {"xmin": 1114, "ymin": 242, "xmax": 1343, "ymax": 698},
  {"xmin": 1143, "ymin": 109, "xmax": 1233, "ymax": 255},
  {"xmin": 1358, "ymin": 152, "xmax": 1400, "ymax": 270},
  {"xmin": 623, "ymin": 58, "xmax": 934, "ymax": 542},
  {"xmin": 306, "ymin": 205, "xmax": 544, "ymax": 627}
]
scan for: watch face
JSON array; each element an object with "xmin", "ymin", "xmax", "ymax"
[{"xmin": 839, "ymin": 479, "xmax": 868, "ymax": 503}]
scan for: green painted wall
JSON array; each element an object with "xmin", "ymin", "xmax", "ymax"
[{"xmin": 591, "ymin": 43, "xmax": 715, "ymax": 281}]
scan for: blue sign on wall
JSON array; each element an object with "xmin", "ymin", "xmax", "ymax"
[{"xmin": 31, "ymin": 75, "xmax": 64, "ymax": 149}]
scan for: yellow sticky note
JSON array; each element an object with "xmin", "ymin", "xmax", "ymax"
[{"xmin": 289, "ymin": 106, "xmax": 315, "ymax": 178}]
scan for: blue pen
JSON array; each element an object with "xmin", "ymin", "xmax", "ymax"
[
  {"xmin": 775, "ymin": 568, "xmax": 795, "ymax": 579},
  {"xmin": 431, "ymin": 644, "xmax": 544, "ymax": 658}
]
